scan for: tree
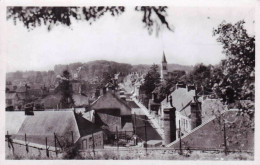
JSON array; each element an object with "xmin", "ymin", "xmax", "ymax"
[
  {"xmin": 156, "ymin": 70, "xmax": 186, "ymax": 102},
  {"xmin": 59, "ymin": 70, "xmax": 74, "ymax": 108},
  {"xmin": 140, "ymin": 64, "xmax": 161, "ymax": 98},
  {"xmin": 7, "ymin": 6, "xmax": 172, "ymax": 34},
  {"xmin": 213, "ymin": 20, "xmax": 255, "ymax": 103}
]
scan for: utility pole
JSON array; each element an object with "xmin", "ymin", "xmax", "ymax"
[
  {"xmin": 116, "ymin": 126, "xmax": 119, "ymax": 157},
  {"xmin": 92, "ymin": 131, "xmax": 95, "ymax": 158},
  {"xmin": 54, "ymin": 133, "xmax": 57, "ymax": 156},
  {"xmin": 25, "ymin": 133, "xmax": 28, "ymax": 153},
  {"xmin": 179, "ymin": 120, "xmax": 182, "ymax": 155},
  {"xmin": 134, "ymin": 113, "xmax": 137, "ymax": 135},
  {"xmin": 223, "ymin": 121, "xmax": 227, "ymax": 155},
  {"xmin": 144, "ymin": 116, "xmax": 147, "ymax": 156},
  {"xmin": 46, "ymin": 137, "xmax": 49, "ymax": 157}
]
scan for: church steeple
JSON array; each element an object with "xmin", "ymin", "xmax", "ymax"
[
  {"xmin": 161, "ymin": 52, "xmax": 168, "ymax": 81},
  {"xmin": 162, "ymin": 52, "xmax": 167, "ymax": 63}
]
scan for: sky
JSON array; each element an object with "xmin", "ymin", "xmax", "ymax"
[{"xmin": 5, "ymin": 6, "xmax": 255, "ymax": 72}]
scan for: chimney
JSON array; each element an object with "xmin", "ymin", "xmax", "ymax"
[
  {"xmin": 166, "ymin": 94, "xmax": 169, "ymax": 102},
  {"xmin": 187, "ymin": 84, "xmax": 195, "ymax": 92},
  {"xmin": 152, "ymin": 92, "xmax": 157, "ymax": 101},
  {"xmin": 25, "ymin": 103, "xmax": 34, "ymax": 116},
  {"xmin": 190, "ymin": 101, "xmax": 202, "ymax": 130},
  {"xmin": 163, "ymin": 107, "xmax": 176, "ymax": 145},
  {"xmin": 169, "ymin": 96, "xmax": 173, "ymax": 107},
  {"xmin": 176, "ymin": 82, "xmax": 186, "ymax": 89}
]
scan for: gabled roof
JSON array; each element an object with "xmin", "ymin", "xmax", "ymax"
[
  {"xmin": 6, "ymin": 112, "xmax": 27, "ymax": 135},
  {"xmin": 8, "ymin": 111, "xmax": 102, "ymax": 147},
  {"xmin": 16, "ymin": 111, "xmax": 81, "ymax": 142},
  {"xmin": 161, "ymin": 87, "xmax": 196, "ymax": 116},
  {"xmin": 16, "ymin": 86, "xmax": 27, "ymax": 93},
  {"xmin": 127, "ymin": 101, "xmax": 140, "ymax": 109},
  {"xmin": 90, "ymin": 92, "xmax": 131, "ymax": 116},
  {"xmin": 74, "ymin": 112, "xmax": 102, "ymax": 136},
  {"xmin": 6, "ymin": 93, "xmax": 18, "ymax": 100},
  {"xmin": 73, "ymin": 94, "xmax": 89, "ymax": 107},
  {"xmin": 167, "ymin": 110, "xmax": 254, "ymax": 151},
  {"xmin": 40, "ymin": 94, "xmax": 62, "ymax": 109}
]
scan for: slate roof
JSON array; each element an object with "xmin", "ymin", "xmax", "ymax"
[
  {"xmin": 90, "ymin": 92, "xmax": 132, "ymax": 116},
  {"xmin": 127, "ymin": 101, "xmax": 140, "ymax": 109},
  {"xmin": 15, "ymin": 111, "xmax": 81, "ymax": 142},
  {"xmin": 6, "ymin": 93, "xmax": 18, "ymax": 100},
  {"xmin": 16, "ymin": 86, "xmax": 27, "ymax": 93},
  {"xmin": 8, "ymin": 111, "xmax": 101, "ymax": 147},
  {"xmin": 6, "ymin": 112, "xmax": 27, "ymax": 135},
  {"xmin": 167, "ymin": 110, "xmax": 254, "ymax": 151},
  {"xmin": 161, "ymin": 87, "xmax": 196, "ymax": 116},
  {"xmin": 73, "ymin": 94, "xmax": 89, "ymax": 107},
  {"xmin": 40, "ymin": 94, "xmax": 62, "ymax": 109}
]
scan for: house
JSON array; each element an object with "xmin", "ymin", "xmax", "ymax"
[
  {"xmin": 159, "ymin": 83, "xmax": 202, "ymax": 145},
  {"xmin": 6, "ymin": 111, "xmax": 104, "ymax": 150},
  {"xmin": 40, "ymin": 93, "xmax": 90, "ymax": 109},
  {"xmin": 27, "ymin": 84, "xmax": 43, "ymax": 98},
  {"xmin": 6, "ymin": 84, "xmax": 18, "ymax": 92},
  {"xmin": 89, "ymin": 90, "xmax": 133, "ymax": 132},
  {"xmin": 126, "ymin": 100, "xmax": 162, "ymax": 143},
  {"xmin": 148, "ymin": 87, "xmax": 161, "ymax": 116},
  {"xmin": 6, "ymin": 93, "xmax": 20, "ymax": 111},
  {"xmin": 166, "ymin": 109, "xmax": 254, "ymax": 151},
  {"xmin": 16, "ymin": 84, "xmax": 30, "ymax": 103}
]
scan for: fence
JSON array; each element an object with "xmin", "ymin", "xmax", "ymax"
[
  {"xmin": 5, "ymin": 139, "xmax": 60, "ymax": 159},
  {"xmin": 105, "ymin": 130, "xmax": 135, "ymax": 146},
  {"xmin": 6, "ymin": 138, "xmax": 253, "ymax": 160},
  {"xmin": 5, "ymin": 131, "xmax": 71, "ymax": 159}
]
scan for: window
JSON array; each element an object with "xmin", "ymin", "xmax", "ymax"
[
  {"xmin": 82, "ymin": 140, "xmax": 87, "ymax": 150},
  {"xmin": 163, "ymin": 66, "xmax": 167, "ymax": 70}
]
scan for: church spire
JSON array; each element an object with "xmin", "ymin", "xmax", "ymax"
[{"xmin": 162, "ymin": 51, "xmax": 167, "ymax": 63}]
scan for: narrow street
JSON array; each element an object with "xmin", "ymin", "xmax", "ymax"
[{"xmin": 132, "ymin": 97, "xmax": 164, "ymax": 140}]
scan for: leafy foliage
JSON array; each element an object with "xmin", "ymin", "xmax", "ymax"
[
  {"xmin": 7, "ymin": 6, "xmax": 172, "ymax": 34},
  {"xmin": 213, "ymin": 20, "xmax": 255, "ymax": 102},
  {"xmin": 181, "ymin": 64, "xmax": 211, "ymax": 87},
  {"xmin": 59, "ymin": 70, "xmax": 74, "ymax": 108},
  {"xmin": 140, "ymin": 64, "xmax": 161, "ymax": 98},
  {"xmin": 156, "ymin": 70, "xmax": 186, "ymax": 102},
  {"xmin": 135, "ymin": 6, "xmax": 173, "ymax": 34}
]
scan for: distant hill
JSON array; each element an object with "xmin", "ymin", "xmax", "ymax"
[
  {"xmin": 6, "ymin": 60, "xmax": 193, "ymax": 85},
  {"xmin": 132, "ymin": 64, "xmax": 193, "ymax": 74}
]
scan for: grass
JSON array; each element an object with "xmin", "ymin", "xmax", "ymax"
[{"xmin": 6, "ymin": 149, "xmax": 254, "ymax": 160}]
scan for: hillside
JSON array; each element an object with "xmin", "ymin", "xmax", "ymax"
[
  {"xmin": 132, "ymin": 64, "xmax": 193, "ymax": 74},
  {"xmin": 6, "ymin": 60, "xmax": 193, "ymax": 86}
]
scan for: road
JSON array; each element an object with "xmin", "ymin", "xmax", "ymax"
[{"xmin": 132, "ymin": 97, "xmax": 164, "ymax": 140}]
